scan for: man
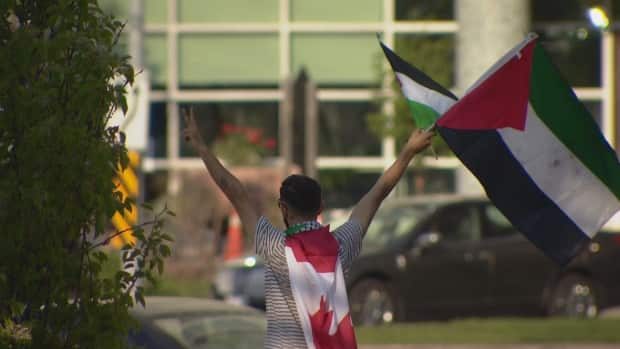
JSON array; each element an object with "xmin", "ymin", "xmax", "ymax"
[{"xmin": 182, "ymin": 108, "xmax": 433, "ymax": 348}]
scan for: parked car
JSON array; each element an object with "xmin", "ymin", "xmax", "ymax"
[
  {"xmin": 347, "ymin": 194, "xmax": 620, "ymax": 325},
  {"xmin": 212, "ymin": 194, "xmax": 620, "ymax": 325},
  {"xmin": 129, "ymin": 296, "xmax": 266, "ymax": 348},
  {"xmin": 212, "ymin": 255, "xmax": 266, "ymax": 310}
]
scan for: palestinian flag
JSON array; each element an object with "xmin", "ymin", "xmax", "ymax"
[
  {"xmin": 285, "ymin": 226, "xmax": 357, "ymax": 349},
  {"xmin": 437, "ymin": 35, "xmax": 620, "ymax": 265},
  {"xmin": 379, "ymin": 40, "xmax": 458, "ymax": 129}
]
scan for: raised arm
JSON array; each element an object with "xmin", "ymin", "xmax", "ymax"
[
  {"xmin": 182, "ymin": 108, "xmax": 259, "ymax": 236},
  {"xmin": 350, "ymin": 128, "xmax": 434, "ymax": 232}
]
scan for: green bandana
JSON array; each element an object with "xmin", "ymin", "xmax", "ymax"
[{"xmin": 284, "ymin": 220, "xmax": 322, "ymax": 236}]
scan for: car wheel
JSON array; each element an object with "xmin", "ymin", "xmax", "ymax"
[
  {"xmin": 548, "ymin": 274, "xmax": 598, "ymax": 318},
  {"xmin": 349, "ymin": 279, "xmax": 398, "ymax": 326}
]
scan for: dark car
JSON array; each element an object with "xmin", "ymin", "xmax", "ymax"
[
  {"xmin": 347, "ymin": 194, "xmax": 620, "ymax": 325},
  {"xmin": 129, "ymin": 296, "xmax": 266, "ymax": 348}
]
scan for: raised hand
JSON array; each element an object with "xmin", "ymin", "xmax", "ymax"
[
  {"xmin": 182, "ymin": 107, "xmax": 203, "ymax": 149},
  {"xmin": 404, "ymin": 128, "xmax": 435, "ymax": 155}
]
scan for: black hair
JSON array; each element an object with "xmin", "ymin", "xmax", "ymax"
[{"xmin": 279, "ymin": 174, "xmax": 322, "ymax": 215}]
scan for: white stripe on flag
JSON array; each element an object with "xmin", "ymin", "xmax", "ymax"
[
  {"xmin": 499, "ymin": 104, "xmax": 620, "ymax": 237},
  {"xmin": 285, "ymin": 247, "xmax": 351, "ymax": 348},
  {"xmin": 395, "ymin": 72, "xmax": 456, "ymax": 114}
]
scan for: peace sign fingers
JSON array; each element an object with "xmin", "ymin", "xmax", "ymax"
[{"xmin": 182, "ymin": 107, "xmax": 196, "ymax": 127}]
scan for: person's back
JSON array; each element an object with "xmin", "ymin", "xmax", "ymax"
[
  {"xmin": 182, "ymin": 107, "xmax": 433, "ymax": 348},
  {"xmin": 254, "ymin": 175, "xmax": 361, "ymax": 347},
  {"xmin": 257, "ymin": 217, "xmax": 363, "ymax": 347}
]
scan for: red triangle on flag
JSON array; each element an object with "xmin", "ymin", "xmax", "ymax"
[{"xmin": 438, "ymin": 41, "xmax": 535, "ymax": 131}]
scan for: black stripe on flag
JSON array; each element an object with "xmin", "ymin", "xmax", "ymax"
[
  {"xmin": 378, "ymin": 40, "xmax": 458, "ymax": 101},
  {"xmin": 438, "ymin": 126, "xmax": 590, "ymax": 266}
]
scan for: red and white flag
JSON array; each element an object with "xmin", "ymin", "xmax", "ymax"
[{"xmin": 285, "ymin": 226, "xmax": 357, "ymax": 349}]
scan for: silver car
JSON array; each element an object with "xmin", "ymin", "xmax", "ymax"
[{"xmin": 129, "ymin": 296, "xmax": 266, "ymax": 348}]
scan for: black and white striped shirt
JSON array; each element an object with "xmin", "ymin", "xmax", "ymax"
[{"xmin": 255, "ymin": 216, "xmax": 364, "ymax": 349}]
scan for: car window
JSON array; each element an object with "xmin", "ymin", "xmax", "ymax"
[
  {"xmin": 434, "ymin": 205, "xmax": 480, "ymax": 241},
  {"xmin": 483, "ymin": 204, "xmax": 517, "ymax": 238},
  {"xmin": 364, "ymin": 204, "xmax": 432, "ymax": 251},
  {"xmin": 152, "ymin": 314, "xmax": 265, "ymax": 349}
]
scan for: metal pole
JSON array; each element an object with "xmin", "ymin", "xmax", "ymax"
[
  {"xmin": 305, "ymin": 80, "xmax": 318, "ymax": 178},
  {"xmin": 279, "ymin": 78, "xmax": 294, "ymax": 175}
]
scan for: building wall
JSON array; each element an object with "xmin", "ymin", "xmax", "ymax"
[{"xmin": 100, "ymin": 0, "xmax": 614, "ymax": 206}]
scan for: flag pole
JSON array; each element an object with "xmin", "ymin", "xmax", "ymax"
[{"xmin": 426, "ymin": 122, "xmax": 438, "ymax": 159}]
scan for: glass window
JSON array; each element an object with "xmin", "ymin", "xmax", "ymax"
[
  {"xmin": 148, "ymin": 102, "xmax": 167, "ymax": 158},
  {"xmin": 394, "ymin": 34, "xmax": 455, "ymax": 88},
  {"xmin": 583, "ymin": 101, "xmax": 602, "ymax": 128},
  {"xmin": 318, "ymin": 169, "xmax": 380, "ymax": 208},
  {"xmin": 144, "ymin": 170, "xmax": 168, "ymax": 202},
  {"xmin": 179, "ymin": 0, "xmax": 279, "ymax": 23},
  {"xmin": 532, "ymin": 1, "xmax": 604, "ymax": 87},
  {"xmin": 144, "ymin": 34, "xmax": 168, "ymax": 89},
  {"xmin": 483, "ymin": 204, "xmax": 517, "ymax": 238},
  {"xmin": 99, "ymin": 0, "xmax": 129, "ymax": 19},
  {"xmin": 364, "ymin": 204, "xmax": 433, "ymax": 252},
  {"xmin": 147, "ymin": 315, "xmax": 265, "ymax": 349},
  {"xmin": 531, "ymin": 0, "xmax": 588, "ymax": 22},
  {"xmin": 435, "ymin": 205, "xmax": 480, "ymax": 241},
  {"xmin": 178, "ymin": 102, "xmax": 279, "ymax": 163},
  {"xmin": 395, "ymin": 0, "xmax": 454, "ymax": 20},
  {"xmin": 534, "ymin": 28, "xmax": 601, "ymax": 86},
  {"xmin": 403, "ymin": 168, "xmax": 456, "ymax": 194},
  {"xmin": 179, "ymin": 34, "xmax": 279, "ymax": 88},
  {"xmin": 318, "ymin": 102, "xmax": 381, "ymax": 156},
  {"xmin": 291, "ymin": 34, "xmax": 381, "ymax": 87},
  {"xmin": 290, "ymin": 0, "xmax": 383, "ymax": 22},
  {"xmin": 145, "ymin": 0, "xmax": 167, "ymax": 24}
]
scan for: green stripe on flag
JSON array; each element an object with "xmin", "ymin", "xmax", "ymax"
[
  {"xmin": 407, "ymin": 100, "xmax": 440, "ymax": 130},
  {"xmin": 529, "ymin": 44, "xmax": 620, "ymax": 200}
]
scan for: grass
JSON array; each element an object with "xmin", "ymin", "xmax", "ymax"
[
  {"xmin": 102, "ymin": 252, "xmax": 620, "ymax": 344},
  {"xmin": 144, "ymin": 275, "xmax": 212, "ymax": 298},
  {"xmin": 356, "ymin": 317, "xmax": 620, "ymax": 344},
  {"xmin": 101, "ymin": 249, "xmax": 213, "ymax": 298}
]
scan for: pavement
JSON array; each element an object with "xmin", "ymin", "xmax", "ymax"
[{"xmin": 600, "ymin": 306, "xmax": 620, "ymax": 318}]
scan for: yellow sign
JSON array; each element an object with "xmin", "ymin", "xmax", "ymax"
[{"xmin": 111, "ymin": 151, "xmax": 140, "ymax": 248}]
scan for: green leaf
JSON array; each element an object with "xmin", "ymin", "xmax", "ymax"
[
  {"xmin": 158, "ymin": 244, "xmax": 171, "ymax": 258},
  {"xmin": 156, "ymin": 258, "xmax": 164, "ymax": 274}
]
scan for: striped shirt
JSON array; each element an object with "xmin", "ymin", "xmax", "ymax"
[{"xmin": 255, "ymin": 216, "xmax": 364, "ymax": 349}]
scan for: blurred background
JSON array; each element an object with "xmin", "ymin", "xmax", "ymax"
[{"xmin": 98, "ymin": 0, "xmax": 620, "ymax": 306}]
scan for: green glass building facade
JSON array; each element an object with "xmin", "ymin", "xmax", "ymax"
[{"xmin": 101, "ymin": 0, "xmax": 615, "ymax": 207}]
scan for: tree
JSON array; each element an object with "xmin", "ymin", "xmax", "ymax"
[{"xmin": 0, "ymin": 1, "xmax": 172, "ymax": 348}]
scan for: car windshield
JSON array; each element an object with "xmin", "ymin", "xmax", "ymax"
[
  {"xmin": 153, "ymin": 314, "xmax": 265, "ymax": 349},
  {"xmin": 363, "ymin": 203, "xmax": 432, "ymax": 252}
]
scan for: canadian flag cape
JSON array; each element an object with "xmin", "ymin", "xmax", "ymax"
[{"xmin": 285, "ymin": 226, "xmax": 357, "ymax": 349}]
